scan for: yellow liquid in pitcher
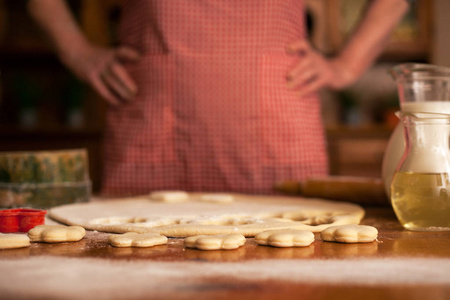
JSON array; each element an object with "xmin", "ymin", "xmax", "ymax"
[{"xmin": 391, "ymin": 172, "xmax": 450, "ymax": 231}]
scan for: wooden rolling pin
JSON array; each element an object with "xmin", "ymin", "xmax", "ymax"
[{"xmin": 274, "ymin": 176, "xmax": 390, "ymax": 206}]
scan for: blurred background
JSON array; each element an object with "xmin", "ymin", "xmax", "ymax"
[{"xmin": 0, "ymin": 0, "xmax": 448, "ymax": 192}]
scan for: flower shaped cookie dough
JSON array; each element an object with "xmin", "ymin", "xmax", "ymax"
[
  {"xmin": 255, "ymin": 229, "xmax": 315, "ymax": 247},
  {"xmin": 184, "ymin": 234, "xmax": 246, "ymax": 250},
  {"xmin": 108, "ymin": 232, "xmax": 168, "ymax": 248},
  {"xmin": 0, "ymin": 233, "xmax": 30, "ymax": 249},
  {"xmin": 320, "ymin": 224, "xmax": 378, "ymax": 243},
  {"xmin": 28, "ymin": 225, "xmax": 86, "ymax": 243}
]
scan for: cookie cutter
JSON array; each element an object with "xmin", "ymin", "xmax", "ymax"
[{"xmin": 0, "ymin": 208, "xmax": 47, "ymax": 233}]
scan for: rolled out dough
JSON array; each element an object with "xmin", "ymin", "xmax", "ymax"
[{"xmin": 49, "ymin": 193, "xmax": 365, "ymax": 237}]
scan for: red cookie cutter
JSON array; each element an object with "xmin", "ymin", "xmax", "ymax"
[{"xmin": 0, "ymin": 208, "xmax": 47, "ymax": 233}]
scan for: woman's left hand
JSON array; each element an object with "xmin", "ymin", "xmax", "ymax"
[{"xmin": 286, "ymin": 40, "xmax": 357, "ymax": 97}]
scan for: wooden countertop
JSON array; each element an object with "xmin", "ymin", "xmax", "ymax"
[{"xmin": 1, "ymin": 208, "xmax": 450, "ymax": 300}]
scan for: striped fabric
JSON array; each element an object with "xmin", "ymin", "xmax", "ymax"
[{"xmin": 101, "ymin": 0, "xmax": 328, "ymax": 196}]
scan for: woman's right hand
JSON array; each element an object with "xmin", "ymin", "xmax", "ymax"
[
  {"xmin": 26, "ymin": 0, "xmax": 140, "ymax": 105},
  {"xmin": 60, "ymin": 44, "xmax": 140, "ymax": 106}
]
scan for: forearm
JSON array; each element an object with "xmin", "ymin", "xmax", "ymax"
[
  {"xmin": 27, "ymin": 0, "xmax": 139, "ymax": 105},
  {"xmin": 336, "ymin": 0, "xmax": 410, "ymax": 79},
  {"xmin": 27, "ymin": 0, "xmax": 89, "ymax": 63}
]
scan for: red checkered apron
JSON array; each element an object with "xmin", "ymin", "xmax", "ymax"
[{"xmin": 101, "ymin": 0, "xmax": 328, "ymax": 196}]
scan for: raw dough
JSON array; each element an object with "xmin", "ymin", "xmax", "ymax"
[
  {"xmin": 185, "ymin": 234, "xmax": 246, "ymax": 250},
  {"xmin": 149, "ymin": 191, "xmax": 189, "ymax": 203},
  {"xmin": 49, "ymin": 193, "xmax": 365, "ymax": 237},
  {"xmin": 0, "ymin": 233, "xmax": 30, "ymax": 249},
  {"xmin": 199, "ymin": 194, "xmax": 234, "ymax": 204},
  {"xmin": 108, "ymin": 232, "xmax": 168, "ymax": 248},
  {"xmin": 28, "ymin": 225, "xmax": 86, "ymax": 243},
  {"xmin": 255, "ymin": 229, "xmax": 315, "ymax": 247},
  {"xmin": 320, "ymin": 224, "xmax": 378, "ymax": 243}
]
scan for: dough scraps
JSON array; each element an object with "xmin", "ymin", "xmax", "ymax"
[
  {"xmin": 49, "ymin": 193, "xmax": 365, "ymax": 238},
  {"xmin": 199, "ymin": 194, "xmax": 234, "ymax": 203},
  {"xmin": 149, "ymin": 191, "xmax": 190, "ymax": 203}
]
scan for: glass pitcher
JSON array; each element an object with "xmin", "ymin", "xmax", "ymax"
[
  {"xmin": 382, "ymin": 63, "xmax": 450, "ymax": 197},
  {"xmin": 391, "ymin": 111, "xmax": 450, "ymax": 231}
]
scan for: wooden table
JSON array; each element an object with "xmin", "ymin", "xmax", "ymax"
[{"xmin": 1, "ymin": 208, "xmax": 450, "ymax": 300}]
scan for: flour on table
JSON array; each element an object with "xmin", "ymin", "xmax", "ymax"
[
  {"xmin": 49, "ymin": 193, "xmax": 365, "ymax": 237},
  {"xmin": 2, "ymin": 256, "xmax": 450, "ymax": 300}
]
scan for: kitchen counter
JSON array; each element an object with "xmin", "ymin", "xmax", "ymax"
[{"xmin": 1, "ymin": 207, "xmax": 450, "ymax": 300}]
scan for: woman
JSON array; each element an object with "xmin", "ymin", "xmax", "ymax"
[{"xmin": 27, "ymin": 0, "xmax": 408, "ymax": 196}]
